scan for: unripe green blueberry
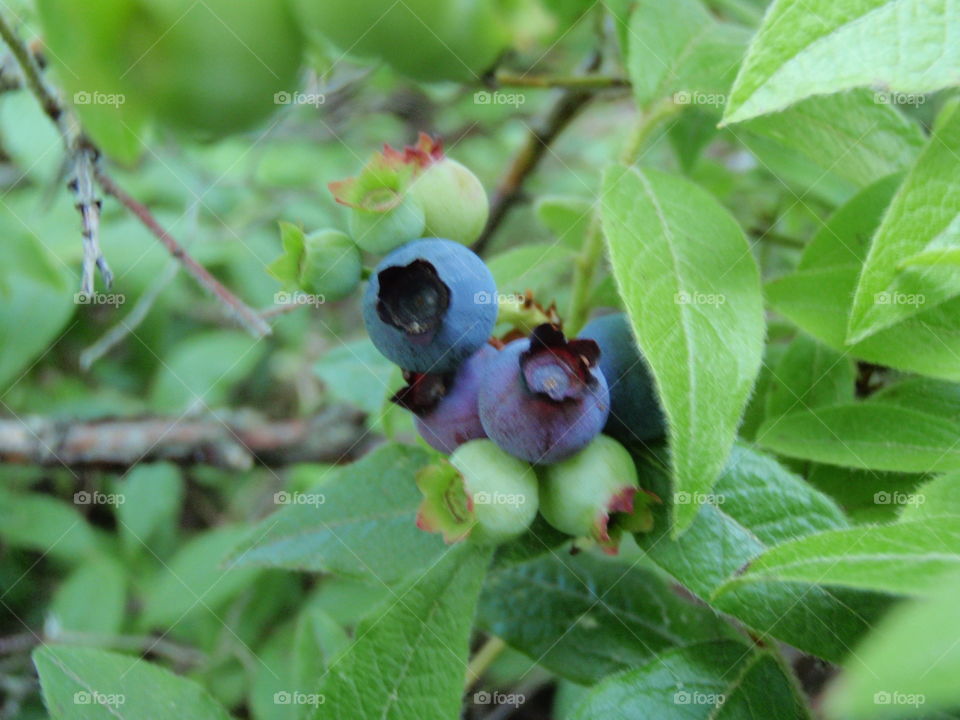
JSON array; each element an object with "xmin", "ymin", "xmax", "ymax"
[
  {"xmin": 300, "ymin": 230, "xmax": 362, "ymax": 300},
  {"xmin": 408, "ymin": 158, "xmax": 489, "ymax": 246},
  {"xmin": 539, "ymin": 435, "xmax": 653, "ymax": 553},
  {"xmin": 416, "ymin": 440, "xmax": 538, "ymax": 545},
  {"xmin": 347, "ymin": 194, "xmax": 426, "ymax": 254}
]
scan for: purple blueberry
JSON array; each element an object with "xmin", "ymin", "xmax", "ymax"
[
  {"xmin": 579, "ymin": 313, "xmax": 664, "ymax": 444},
  {"xmin": 391, "ymin": 344, "xmax": 496, "ymax": 454},
  {"xmin": 363, "ymin": 238, "xmax": 497, "ymax": 373},
  {"xmin": 478, "ymin": 324, "xmax": 610, "ymax": 464}
]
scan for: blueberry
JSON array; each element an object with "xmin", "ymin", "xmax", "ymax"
[
  {"xmin": 478, "ymin": 324, "xmax": 610, "ymax": 464},
  {"xmin": 391, "ymin": 344, "xmax": 495, "ymax": 454},
  {"xmin": 539, "ymin": 435, "xmax": 653, "ymax": 553},
  {"xmin": 579, "ymin": 313, "xmax": 665, "ymax": 444},
  {"xmin": 363, "ymin": 238, "xmax": 497, "ymax": 373}
]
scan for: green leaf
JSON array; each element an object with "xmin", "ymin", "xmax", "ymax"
[
  {"xmin": 725, "ymin": 518, "xmax": 960, "ymax": 597},
  {"xmin": 267, "ymin": 221, "xmax": 307, "ymax": 288},
  {"xmin": 869, "ymin": 377, "xmax": 960, "ymax": 422},
  {"xmin": 314, "ymin": 338, "xmax": 399, "ymax": 416},
  {"xmin": 899, "ymin": 473, "xmax": 960, "ymax": 522},
  {"xmin": 824, "ymin": 572, "xmax": 960, "ymax": 720},
  {"xmin": 723, "ymin": 0, "xmax": 960, "ymax": 123},
  {"xmin": 740, "ymin": 90, "xmax": 924, "ymax": 187},
  {"xmin": 756, "ymin": 403, "xmax": 960, "ymax": 473},
  {"xmin": 141, "ymin": 525, "xmax": 262, "ymax": 629},
  {"xmin": 149, "ymin": 330, "xmax": 267, "ymax": 413},
  {"xmin": 0, "ymin": 489, "xmax": 100, "ymax": 563},
  {"xmin": 637, "ymin": 444, "xmax": 894, "ymax": 662},
  {"xmin": 535, "ymin": 195, "xmax": 593, "ymax": 249},
  {"xmin": 49, "ymin": 558, "xmax": 126, "ymax": 635},
  {"xmin": 806, "ymin": 464, "xmax": 927, "ymax": 524},
  {"xmin": 477, "ymin": 553, "xmax": 736, "ymax": 684},
  {"xmin": 847, "ymin": 105, "xmax": 960, "ymax": 341},
  {"xmin": 230, "ymin": 444, "xmax": 446, "ymax": 585},
  {"xmin": 0, "ymin": 234, "xmax": 74, "ymax": 392},
  {"xmin": 570, "ymin": 641, "xmax": 810, "ymax": 719},
  {"xmin": 601, "ymin": 166, "xmax": 764, "ymax": 532},
  {"xmin": 764, "ymin": 334, "xmax": 855, "ymax": 422},
  {"xmin": 33, "ymin": 645, "xmax": 232, "ymax": 720},
  {"xmin": 486, "ymin": 242, "xmax": 577, "ymax": 301},
  {"xmin": 318, "ymin": 544, "xmax": 492, "ymax": 720},
  {"xmin": 767, "ymin": 175, "xmax": 960, "ymax": 381},
  {"xmin": 627, "ymin": 0, "xmax": 750, "ymax": 109},
  {"xmin": 115, "ymin": 463, "xmax": 183, "ymax": 557}
]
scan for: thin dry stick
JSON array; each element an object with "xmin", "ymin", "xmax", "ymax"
[{"xmin": 94, "ymin": 169, "xmax": 271, "ymax": 338}]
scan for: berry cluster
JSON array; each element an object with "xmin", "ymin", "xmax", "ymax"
[{"xmin": 278, "ymin": 136, "xmax": 665, "ymax": 554}]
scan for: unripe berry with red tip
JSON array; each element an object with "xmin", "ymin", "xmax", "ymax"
[
  {"xmin": 478, "ymin": 324, "xmax": 610, "ymax": 464},
  {"xmin": 416, "ymin": 440, "xmax": 538, "ymax": 545},
  {"xmin": 363, "ymin": 238, "xmax": 497, "ymax": 373},
  {"xmin": 579, "ymin": 313, "xmax": 665, "ymax": 444},
  {"xmin": 539, "ymin": 435, "xmax": 652, "ymax": 553},
  {"xmin": 391, "ymin": 344, "xmax": 496, "ymax": 454}
]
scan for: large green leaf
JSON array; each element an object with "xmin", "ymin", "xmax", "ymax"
[
  {"xmin": 763, "ymin": 334, "xmax": 855, "ymax": 422},
  {"xmin": 739, "ymin": 90, "xmax": 924, "ymax": 187},
  {"xmin": 724, "ymin": 0, "xmax": 960, "ymax": 123},
  {"xmin": 49, "ymin": 558, "xmax": 126, "ymax": 635},
  {"xmin": 627, "ymin": 0, "xmax": 750, "ymax": 109},
  {"xmin": 602, "ymin": 166, "xmax": 764, "ymax": 532},
  {"xmin": 767, "ymin": 175, "xmax": 960, "ymax": 381},
  {"xmin": 115, "ymin": 463, "xmax": 183, "ymax": 557},
  {"xmin": 317, "ymin": 544, "xmax": 491, "ymax": 720},
  {"xmin": 636, "ymin": 444, "xmax": 894, "ymax": 662},
  {"xmin": 229, "ymin": 444, "xmax": 445, "ymax": 585},
  {"xmin": 724, "ymin": 518, "xmax": 960, "ymax": 597},
  {"xmin": 847, "ymin": 105, "xmax": 960, "ymax": 341},
  {"xmin": 824, "ymin": 572, "xmax": 960, "ymax": 720},
  {"xmin": 33, "ymin": 645, "xmax": 232, "ymax": 720},
  {"xmin": 756, "ymin": 403, "xmax": 960, "ymax": 473},
  {"xmin": 0, "ymin": 488, "xmax": 100, "ymax": 563},
  {"xmin": 570, "ymin": 641, "xmax": 810, "ymax": 719},
  {"xmin": 477, "ymin": 553, "xmax": 735, "ymax": 684}
]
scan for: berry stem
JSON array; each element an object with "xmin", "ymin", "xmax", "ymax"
[
  {"xmin": 491, "ymin": 72, "xmax": 630, "ymax": 90},
  {"xmin": 464, "ymin": 635, "xmax": 507, "ymax": 689},
  {"xmin": 565, "ymin": 98, "xmax": 681, "ymax": 333}
]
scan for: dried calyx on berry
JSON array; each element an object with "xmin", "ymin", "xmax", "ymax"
[
  {"xmin": 363, "ymin": 238, "xmax": 497, "ymax": 373},
  {"xmin": 391, "ymin": 345, "xmax": 494, "ymax": 454},
  {"xmin": 416, "ymin": 439, "xmax": 538, "ymax": 545},
  {"xmin": 478, "ymin": 324, "xmax": 610, "ymax": 464},
  {"xmin": 539, "ymin": 435, "xmax": 656, "ymax": 554},
  {"xmin": 330, "ymin": 134, "xmax": 488, "ymax": 250}
]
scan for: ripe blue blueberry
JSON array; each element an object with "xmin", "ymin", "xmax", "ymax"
[
  {"xmin": 579, "ymin": 313, "xmax": 664, "ymax": 444},
  {"xmin": 391, "ymin": 344, "xmax": 495, "ymax": 454},
  {"xmin": 363, "ymin": 238, "xmax": 497, "ymax": 373},
  {"xmin": 478, "ymin": 324, "xmax": 610, "ymax": 464}
]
